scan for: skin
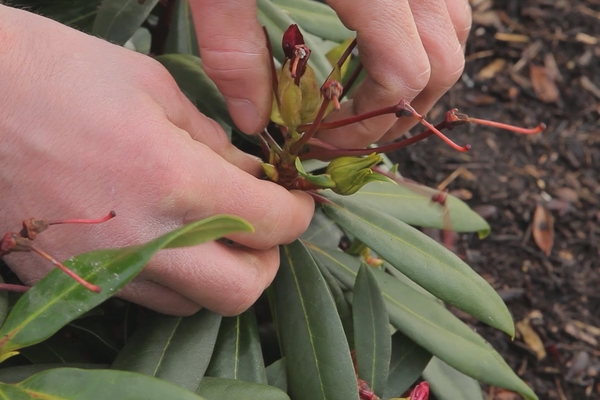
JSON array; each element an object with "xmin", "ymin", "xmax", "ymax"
[{"xmin": 0, "ymin": 0, "xmax": 470, "ymax": 316}]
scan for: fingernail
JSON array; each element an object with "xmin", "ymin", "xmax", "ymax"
[{"xmin": 226, "ymin": 98, "xmax": 262, "ymax": 134}]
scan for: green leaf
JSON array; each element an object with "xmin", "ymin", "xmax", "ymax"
[
  {"xmin": 256, "ymin": 0, "xmax": 332, "ymax": 84},
  {"xmin": 383, "ymin": 331, "xmax": 432, "ymax": 399},
  {"xmin": 164, "ymin": 0, "xmax": 199, "ymax": 55},
  {"xmin": 329, "ymin": 181, "xmax": 490, "ymax": 236},
  {"xmin": 269, "ymin": 0, "xmax": 354, "ymax": 42},
  {"xmin": 0, "ymin": 368, "xmax": 206, "ymax": 399},
  {"xmin": 306, "ymin": 245, "xmax": 537, "ymax": 400},
  {"xmin": 352, "ymin": 264, "xmax": 390, "ymax": 398},
  {"xmin": 197, "ymin": 377, "xmax": 290, "ymax": 400},
  {"xmin": 205, "ymin": 311, "xmax": 267, "ymax": 384},
  {"xmin": 0, "ymin": 363, "xmax": 107, "ymax": 384},
  {"xmin": 301, "ymin": 209, "xmax": 344, "ymax": 249},
  {"xmin": 20, "ymin": 335, "xmax": 89, "ymax": 364},
  {"xmin": 25, "ymin": 0, "xmax": 101, "ymax": 32},
  {"xmin": 269, "ymin": 241, "xmax": 358, "ymax": 400},
  {"xmin": 315, "ymin": 258, "xmax": 354, "ymax": 345},
  {"xmin": 92, "ymin": 0, "xmax": 159, "ymax": 45},
  {"xmin": 322, "ymin": 197, "xmax": 513, "ymax": 336},
  {"xmin": 156, "ymin": 54, "xmax": 235, "ymax": 130},
  {"xmin": 423, "ymin": 357, "xmax": 484, "ymax": 400},
  {"xmin": 265, "ymin": 358, "xmax": 287, "ymax": 393},
  {"xmin": 111, "ymin": 308, "xmax": 222, "ymax": 391},
  {"xmin": 0, "ymin": 215, "xmax": 252, "ymax": 358}
]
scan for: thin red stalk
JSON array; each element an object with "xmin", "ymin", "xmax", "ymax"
[
  {"xmin": 48, "ymin": 210, "xmax": 116, "ymax": 226},
  {"xmin": 402, "ymin": 102, "xmax": 470, "ymax": 152},
  {"xmin": 341, "ymin": 61, "xmax": 363, "ymax": 99},
  {"xmin": 297, "ymin": 103, "xmax": 398, "ymax": 132},
  {"xmin": 31, "ymin": 245, "xmax": 101, "ymax": 293},
  {"xmin": 300, "ymin": 121, "xmax": 447, "ymax": 161},
  {"xmin": 465, "ymin": 118, "xmax": 546, "ymax": 134},
  {"xmin": 290, "ymin": 98, "xmax": 332, "ymax": 154},
  {"xmin": 307, "ymin": 191, "xmax": 333, "ymax": 205},
  {"xmin": 321, "ymin": 38, "xmax": 357, "ymax": 89},
  {"xmin": 305, "ymin": 138, "xmax": 341, "ymax": 151},
  {"xmin": 0, "ymin": 283, "xmax": 29, "ymax": 293},
  {"xmin": 263, "ymin": 26, "xmax": 279, "ymax": 105}
]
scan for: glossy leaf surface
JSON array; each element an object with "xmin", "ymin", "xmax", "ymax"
[
  {"xmin": 206, "ymin": 311, "xmax": 267, "ymax": 384},
  {"xmin": 197, "ymin": 377, "xmax": 290, "ymax": 400},
  {"xmin": 270, "ymin": 241, "xmax": 358, "ymax": 400},
  {"xmin": 164, "ymin": 0, "xmax": 199, "ymax": 55},
  {"xmin": 0, "ymin": 216, "xmax": 251, "ymax": 358},
  {"xmin": 327, "ymin": 181, "xmax": 490, "ymax": 235},
  {"xmin": 383, "ymin": 331, "xmax": 432, "ymax": 399},
  {"xmin": 266, "ymin": 358, "xmax": 288, "ymax": 393},
  {"xmin": 322, "ymin": 197, "xmax": 513, "ymax": 336},
  {"xmin": 112, "ymin": 309, "xmax": 222, "ymax": 391},
  {"xmin": 0, "ymin": 368, "xmax": 205, "ymax": 399},
  {"xmin": 92, "ymin": 0, "xmax": 159, "ymax": 45},
  {"xmin": 306, "ymin": 244, "xmax": 537, "ymax": 400},
  {"xmin": 423, "ymin": 357, "xmax": 484, "ymax": 400},
  {"xmin": 353, "ymin": 264, "xmax": 391, "ymax": 397}
]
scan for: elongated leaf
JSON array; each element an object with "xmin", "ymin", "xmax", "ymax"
[
  {"xmin": 270, "ymin": 241, "xmax": 358, "ymax": 400},
  {"xmin": 0, "ymin": 363, "xmax": 107, "ymax": 384},
  {"xmin": 0, "ymin": 215, "xmax": 252, "ymax": 359},
  {"xmin": 256, "ymin": 0, "xmax": 331, "ymax": 84},
  {"xmin": 165, "ymin": 0, "xmax": 199, "ymax": 55},
  {"xmin": 205, "ymin": 311, "xmax": 267, "ymax": 384},
  {"xmin": 352, "ymin": 264, "xmax": 390, "ymax": 397},
  {"xmin": 322, "ymin": 197, "xmax": 513, "ymax": 336},
  {"xmin": 328, "ymin": 181, "xmax": 490, "ymax": 236},
  {"xmin": 111, "ymin": 308, "xmax": 222, "ymax": 391},
  {"xmin": 266, "ymin": 358, "xmax": 287, "ymax": 393},
  {"xmin": 384, "ymin": 331, "xmax": 432, "ymax": 399},
  {"xmin": 31, "ymin": 0, "xmax": 101, "ymax": 32},
  {"xmin": 423, "ymin": 357, "xmax": 484, "ymax": 400},
  {"xmin": 301, "ymin": 209, "xmax": 344, "ymax": 249},
  {"xmin": 306, "ymin": 244, "xmax": 537, "ymax": 400},
  {"xmin": 197, "ymin": 376, "xmax": 289, "ymax": 400},
  {"xmin": 270, "ymin": 0, "xmax": 353, "ymax": 42},
  {"xmin": 20, "ymin": 335, "xmax": 89, "ymax": 364},
  {"xmin": 0, "ymin": 368, "xmax": 205, "ymax": 399},
  {"xmin": 92, "ymin": 0, "xmax": 159, "ymax": 45},
  {"xmin": 316, "ymin": 258, "xmax": 354, "ymax": 345},
  {"xmin": 156, "ymin": 54, "xmax": 235, "ymax": 129}
]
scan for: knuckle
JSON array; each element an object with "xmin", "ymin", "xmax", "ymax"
[{"xmin": 437, "ymin": 46, "xmax": 465, "ymax": 89}]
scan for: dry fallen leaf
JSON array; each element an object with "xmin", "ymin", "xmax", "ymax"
[
  {"xmin": 478, "ymin": 58, "xmax": 507, "ymax": 80},
  {"xmin": 565, "ymin": 322, "xmax": 599, "ymax": 347},
  {"xmin": 532, "ymin": 203, "xmax": 554, "ymax": 256},
  {"xmin": 516, "ymin": 318, "xmax": 547, "ymax": 360},
  {"xmin": 530, "ymin": 64, "xmax": 560, "ymax": 103}
]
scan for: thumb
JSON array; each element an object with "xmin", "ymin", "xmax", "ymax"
[{"xmin": 189, "ymin": 0, "xmax": 271, "ymax": 134}]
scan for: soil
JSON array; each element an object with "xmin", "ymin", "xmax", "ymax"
[{"xmin": 391, "ymin": 1, "xmax": 600, "ymax": 398}]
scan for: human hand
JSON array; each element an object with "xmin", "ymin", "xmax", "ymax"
[
  {"xmin": 189, "ymin": 0, "xmax": 471, "ymax": 147},
  {"xmin": 0, "ymin": 5, "xmax": 313, "ymax": 316}
]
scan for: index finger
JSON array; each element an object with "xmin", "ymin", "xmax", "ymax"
[{"xmin": 318, "ymin": 0, "xmax": 431, "ymax": 148}]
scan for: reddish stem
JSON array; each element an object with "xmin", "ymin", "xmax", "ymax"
[
  {"xmin": 48, "ymin": 210, "xmax": 116, "ymax": 226},
  {"xmin": 290, "ymin": 97, "xmax": 332, "ymax": 154},
  {"xmin": 341, "ymin": 61, "xmax": 363, "ymax": 99},
  {"xmin": 464, "ymin": 118, "xmax": 546, "ymax": 134},
  {"xmin": 31, "ymin": 245, "xmax": 101, "ymax": 293},
  {"xmin": 264, "ymin": 26, "xmax": 279, "ymax": 106},
  {"xmin": 0, "ymin": 283, "xmax": 29, "ymax": 293},
  {"xmin": 300, "ymin": 120, "xmax": 448, "ymax": 161},
  {"xmin": 298, "ymin": 103, "xmax": 399, "ymax": 132}
]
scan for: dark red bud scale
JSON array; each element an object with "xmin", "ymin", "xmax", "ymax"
[{"xmin": 282, "ymin": 24, "xmax": 305, "ymax": 59}]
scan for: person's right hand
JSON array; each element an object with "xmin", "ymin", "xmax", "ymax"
[{"xmin": 0, "ymin": 5, "xmax": 314, "ymax": 316}]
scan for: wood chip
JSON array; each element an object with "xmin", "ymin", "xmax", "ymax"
[
  {"xmin": 477, "ymin": 58, "xmax": 507, "ymax": 80},
  {"xmin": 532, "ymin": 204, "xmax": 554, "ymax": 256},
  {"xmin": 530, "ymin": 64, "xmax": 560, "ymax": 103},
  {"xmin": 580, "ymin": 76, "xmax": 600, "ymax": 99},
  {"xmin": 573, "ymin": 320, "xmax": 600, "ymax": 337},
  {"xmin": 516, "ymin": 318, "xmax": 547, "ymax": 360},
  {"xmin": 565, "ymin": 322, "xmax": 599, "ymax": 347},
  {"xmin": 494, "ymin": 33, "xmax": 530, "ymax": 43},
  {"xmin": 576, "ymin": 32, "xmax": 598, "ymax": 45}
]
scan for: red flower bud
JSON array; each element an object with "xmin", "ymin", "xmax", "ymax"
[
  {"xmin": 282, "ymin": 24, "xmax": 305, "ymax": 59},
  {"xmin": 409, "ymin": 382, "xmax": 429, "ymax": 400}
]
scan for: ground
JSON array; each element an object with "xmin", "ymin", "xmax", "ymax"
[{"xmin": 391, "ymin": 1, "xmax": 600, "ymax": 398}]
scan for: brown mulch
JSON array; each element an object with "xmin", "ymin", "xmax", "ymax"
[{"xmin": 391, "ymin": 0, "xmax": 600, "ymax": 398}]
